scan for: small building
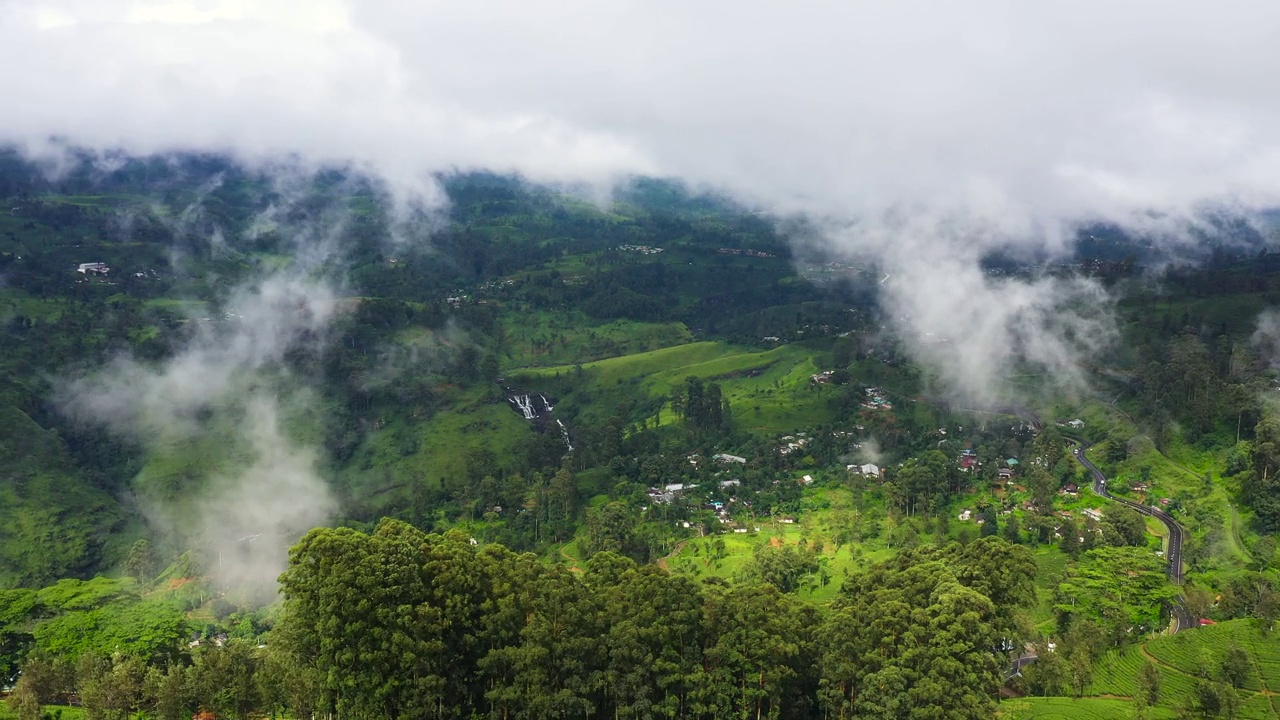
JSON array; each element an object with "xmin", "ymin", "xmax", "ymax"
[
  {"xmin": 958, "ymin": 509, "xmax": 972, "ymax": 522},
  {"xmin": 1083, "ymin": 508, "xmax": 1103, "ymax": 522},
  {"xmin": 1067, "ymin": 419, "xmax": 1085, "ymax": 429},
  {"xmin": 720, "ymin": 479, "xmax": 741, "ymax": 488},
  {"xmin": 1062, "ymin": 483, "xmax": 1079, "ymax": 496},
  {"xmin": 856, "ymin": 463, "xmax": 880, "ymax": 477},
  {"xmin": 713, "ymin": 453, "xmax": 747, "ymax": 464},
  {"xmin": 801, "ymin": 474, "xmax": 815, "ymax": 485},
  {"xmin": 77, "ymin": 262, "xmax": 109, "ymax": 275}
]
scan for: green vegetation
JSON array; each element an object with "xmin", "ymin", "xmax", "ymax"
[
  {"xmin": 999, "ymin": 697, "xmax": 1177, "ymax": 719},
  {"xmin": 9, "ymin": 151, "xmax": 1280, "ymax": 717},
  {"xmin": 1019, "ymin": 620, "xmax": 1280, "ymax": 718}
]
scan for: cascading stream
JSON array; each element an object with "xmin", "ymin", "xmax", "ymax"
[{"xmin": 506, "ymin": 390, "xmax": 572, "ymax": 451}]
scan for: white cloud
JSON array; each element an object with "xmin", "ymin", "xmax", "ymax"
[
  {"xmin": 9, "ymin": 0, "xmax": 1280, "ymax": 400},
  {"xmin": 3, "ymin": 0, "xmax": 1278, "ymax": 226}
]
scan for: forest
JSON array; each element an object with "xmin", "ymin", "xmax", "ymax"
[{"xmin": 5, "ymin": 149, "xmax": 1280, "ymax": 718}]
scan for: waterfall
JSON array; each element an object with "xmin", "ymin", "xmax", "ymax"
[
  {"xmin": 511, "ymin": 394, "xmax": 536, "ymax": 420},
  {"xmin": 505, "ymin": 388, "xmax": 572, "ymax": 451},
  {"xmin": 557, "ymin": 419, "xmax": 574, "ymax": 452}
]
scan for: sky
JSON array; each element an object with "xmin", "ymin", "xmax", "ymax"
[{"xmin": 5, "ymin": 0, "xmax": 1280, "ymax": 232}]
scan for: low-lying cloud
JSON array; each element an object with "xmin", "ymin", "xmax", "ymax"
[
  {"xmin": 10, "ymin": 0, "xmax": 1280, "ymax": 401},
  {"xmin": 60, "ymin": 270, "xmax": 339, "ymax": 596}
]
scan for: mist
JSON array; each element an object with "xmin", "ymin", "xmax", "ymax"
[
  {"xmin": 59, "ymin": 254, "xmax": 340, "ymax": 597},
  {"xmin": 9, "ymin": 2, "xmax": 1280, "ymax": 415}
]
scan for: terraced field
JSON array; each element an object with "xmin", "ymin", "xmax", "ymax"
[
  {"xmin": 1008, "ymin": 621, "xmax": 1280, "ymax": 719},
  {"xmin": 512, "ymin": 340, "xmax": 841, "ymax": 431},
  {"xmin": 999, "ymin": 697, "xmax": 1175, "ymax": 719},
  {"xmin": 1087, "ymin": 644, "xmax": 1197, "ymax": 707}
]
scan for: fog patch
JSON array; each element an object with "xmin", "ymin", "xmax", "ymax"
[
  {"xmin": 819, "ymin": 213, "xmax": 1118, "ymax": 406},
  {"xmin": 1252, "ymin": 308, "xmax": 1280, "ymax": 369},
  {"xmin": 59, "ymin": 271, "xmax": 340, "ymax": 598}
]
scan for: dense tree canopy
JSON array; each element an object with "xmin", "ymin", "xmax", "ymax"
[{"xmin": 271, "ymin": 521, "xmax": 1035, "ymax": 719}]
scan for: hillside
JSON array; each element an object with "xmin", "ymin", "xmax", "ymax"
[{"xmin": 6, "ymin": 152, "xmax": 1280, "ymax": 719}]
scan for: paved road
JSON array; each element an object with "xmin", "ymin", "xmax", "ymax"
[
  {"xmin": 1009, "ymin": 439, "xmax": 1195, "ymax": 682},
  {"xmin": 1005, "ymin": 652, "xmax": 1038, "ymax": 681},
  {"xmin": 1071, "ymin": 441, "xmax": 1194, "ymax": 632}
]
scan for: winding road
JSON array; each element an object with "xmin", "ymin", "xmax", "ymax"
[{"xmin": 1071, "ymin": 441, "xmax": 1195, "ymax": 632}]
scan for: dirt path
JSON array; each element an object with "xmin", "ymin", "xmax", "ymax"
[
  {"xmin": 656, "ymin": 539, "xmax": 691, "ymax": 571},
  {"xmin": 559, "ymin": 544, "xmax": 584, "ymax": 572},
  {"xmin": 1139, "ymin": 645, "xmax": 1197, "ymax": 679}
]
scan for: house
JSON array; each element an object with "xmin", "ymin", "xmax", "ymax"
[
  {"xmin": 77, "ymin": 262, "xmax": 109, "ymax": 275},
  {"xmin": 664, "ymin": 483, "xmax": 696, "ymax": 493},
  {"xmin": 960, "ymin": 456, "xmax": 978, "ymax": 471},
  {"xmin": 713, "ymin": 453, "xmax": 747, "ymax": 464},
  {"xmin": 1062, "ymin": 483, "xmax": 1079, "ymax": 496},
  {"xmin": 1067, "ymin": 419, "xmax": 1085, "ymax": 429},
  {"xmin": 856, "ymin": 463, "xmax": 880, "ymax": 477},
  {"xmin": 998, "ymin": 467, "xmax": 1015, "ymax": 480},
  {"xmin": 801, "ymin": 474, "xmax": 815, "ymax": 485},
  {"xmin": 720, "ymin": 479, "xmax": 741, "ymax": 488},
  {"xmin": 1083, "ymin": 508, "xmax": 1103, "ymax": 522},
  {"xmin": 647, "ymin": 488, "xmax": 675, "ymax": 504},
  {"xmin": 958, "ymin": 509, "xmax": 972, "ymax": 522}
]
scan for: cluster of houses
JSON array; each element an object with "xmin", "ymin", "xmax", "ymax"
[
  {"xmin": 648, "ymin": 478, "xmax": 744, "ymax": 506},
  {"xmin": 846, "ymin": 463, "xmax": 881, "ymax": 477},
  {"xmin": 778, "ymin": 434, "xmax": 808, "ymax": 456},
  {"xmin": 716, "ymin": 247, "xmax": 775, "ymax": 258},
  {"xmin": 651, "ymin": 480, "xmax": 769, "ymax": 534},
  {"xmin": 998, "ymin": 458, "xmax": 1019, "ymax": 482},
  {"xmin": 617, "ymin": 244, "xmax": 663, "ymax": 254},
  {"xmin": 861, "ymin": 388, "xmax": 893, "ymax": 410},
  {"xmin": 957, "ymin": 450, "xmax": 1023, "ymax": 485}
]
